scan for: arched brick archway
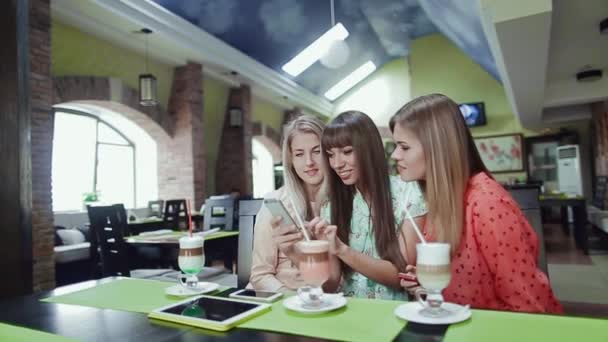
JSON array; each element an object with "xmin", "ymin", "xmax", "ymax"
[
  {"xmin": 53, "ymin": 76, "xmax": 174, "ymax": 137},
  {"xmin": 252, "ymin": 122, "xmax": 282, "ymax": 162},
  {"xmin": 52, "ymin": 63, "xmax": 206, "ymax": 208}
]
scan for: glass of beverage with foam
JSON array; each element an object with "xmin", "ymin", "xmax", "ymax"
[
  {"xmin": 296, "ymin": 240, "xmax": 330, "ymax": 308},
  {"xmin": 177, "ymin": 235, "xmax": 205, "ymax": 290},
  {"xmin": 415, "ymin": 242, "xmax": 452, "ymax": 318}
]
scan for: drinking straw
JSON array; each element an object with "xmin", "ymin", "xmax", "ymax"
[
  {"xmin": 287, "ymin": 197, "xmax": 311, "ymax": 241},
  {"xmin": 403, "ymin": 187, "xmax": 427, "ymax": 244},
  {"xmin": 186, "ymin": 199, "xmax": 193, "ymax": 237},
  {"xmin": 404, "ymin": 205, "xmax": 426, "ymax": 244}
]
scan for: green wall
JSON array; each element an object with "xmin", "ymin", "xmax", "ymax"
[
  {"xmin": 333, "ymin": 57, "xmax": 411, "ymax": 126},
  {"xmin": 52, "ymin": 21, "xmax": 174, "ymax": 108},
  {"xmin": 410, "ymin": 34, "xmax": 541, "ymax": 181},
  {"xmin": 410, "ymin": 34, "xmax": 535, "ymax": 137},
  {"xmin": 252, "ymin": 97, "xmax": 284, "ymax": 132}
]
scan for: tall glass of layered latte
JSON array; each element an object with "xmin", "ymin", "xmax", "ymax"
[
  {"xmin": 415, "ymin": 242, "xmax": 452, "ymax": 318},
  {"xmin": 296, "ymin": 240, "xmax": 330, "ymax": 307},
  {"xmin": 177, "ymin": 235, "xmax": 205, "ymax": 290}
]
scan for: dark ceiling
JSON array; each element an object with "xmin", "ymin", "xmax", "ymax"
[{"xmin": 152, "ymin": 0, "xmax": 498, "ymax": 100}]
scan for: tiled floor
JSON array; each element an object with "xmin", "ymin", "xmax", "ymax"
[{"xmin": 544, "ymin": 223, "xmax": 608, "ymax": 318}]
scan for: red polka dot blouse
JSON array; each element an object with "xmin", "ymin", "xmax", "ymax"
[{"xmin": 436, "ymin": 172, "xmax": 563, "ymax": 314}]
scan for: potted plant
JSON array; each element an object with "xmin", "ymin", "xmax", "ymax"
[{"xmin": 82, "ymin": 191, "xmax": 100, "ymax": 210}]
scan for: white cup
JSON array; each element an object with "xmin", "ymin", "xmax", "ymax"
[{"xmin": 177, "ymin": 235, "xmax": 204, "ymax": 290}]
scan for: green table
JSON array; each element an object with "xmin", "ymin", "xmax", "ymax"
[{"xmin": 40, "ymin": 278, "xmax": 608, "ymax": 342}]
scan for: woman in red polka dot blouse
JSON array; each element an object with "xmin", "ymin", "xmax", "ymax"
[{"xmin": 388, "ymin": 94, "xmax": 563, "ymax": 314}]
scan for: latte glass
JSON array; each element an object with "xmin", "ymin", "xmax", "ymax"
[
  {"xmin": 414, "ymin": 242, "xmax": 452, "ymax": 318},
  {"xmin": 177, "ymin": 235, "xmax": 205, "ymax": 290},
  {"xmin": 296, "ymin": 240, "xmax": 330, "ymax": 308}
]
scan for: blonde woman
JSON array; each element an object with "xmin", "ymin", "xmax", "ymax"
[
  {"xmin": 250, "ymin": 115, "xmax": 327, "ymax": 292},
  {"xmin": 390, "ymin": 94, "xmax": 562, "ymax": 313}
]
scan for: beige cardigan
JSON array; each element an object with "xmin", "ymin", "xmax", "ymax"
[{"xmin": 249, "ymin": 187, "xmax": 309, "ymax": 292}]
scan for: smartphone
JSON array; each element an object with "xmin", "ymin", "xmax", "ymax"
[
  {"xmin": 228, "ymin": 289, "xmax": 283, "ymax": 303},
  {"xmin": 398, "ymin": 272, "xmax": 419, "ymax": 283},
  {"xmin": 264, "ymin": 198, "xmax": 297, "ymax": 227}
]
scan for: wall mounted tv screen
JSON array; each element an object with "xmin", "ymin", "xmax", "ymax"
[{"xmin": 459, "ymin": 102, "xmax": 486, "ymax": 127}]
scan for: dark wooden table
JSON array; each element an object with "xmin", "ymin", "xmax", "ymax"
[
  {"xmin": 539, "ymin": 197, "xmax": 589, "ymax": 254},
  {"xmin": 126, "ymin": 231, "xmax": 239, "ymax": 271},
  {"xmin": 0, "ymin": 278, "xmax": 447, "ymax": 341},
  {"xmin": 128, "ymin": 215, "xmax": 205, "ymax": 235}
]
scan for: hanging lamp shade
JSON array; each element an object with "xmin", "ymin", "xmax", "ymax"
[
  {"xmin": 320, "ymin": 0, "xmax": 349, "ymax": 69},
  {"xmin": 138, "ymin": 28, "xmax": 157, "ymax": 107},
  {"xmin": 320, "ymin": 39, "xmax": 350, "ymax": 69},
  {"xmin": 139, "ymin": 73, "xmax": 157, "ymax": 106}
]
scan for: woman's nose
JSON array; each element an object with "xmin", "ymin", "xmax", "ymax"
[
  {"xmin": 305, "ymin": 153, "xmax": 314, "ymax": 166},
  {"xmin": 334, "ymin": 154, "xmax": 345, "ymax": 167},
  {"xmin": 391, "ymin": 148, "xmax": 399, "ymax": 161}
]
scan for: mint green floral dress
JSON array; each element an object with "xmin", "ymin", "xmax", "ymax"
[{"xmin": 321, "ymin": 176, "xmax": 427, "ymax": 300}]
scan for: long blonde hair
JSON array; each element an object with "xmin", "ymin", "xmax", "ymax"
[
  {"xmin": 282, "ymin": 115, "xmax": 328, "ymax": 220},
  {"xmin": 389, "ymin": 94, "xmax": 489, "ymax": 252}
]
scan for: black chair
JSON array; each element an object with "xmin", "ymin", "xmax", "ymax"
[
  {"xmin": 236, "ymin": 199, "xmax": 263, "ymax": 288},
  {"xmin": 147, "ymin": 200, "xmax": 164, "ymax": 218},
  {"xmin": 203, "ymin": 197, "xmax": 236, "ymax": 231},
  {"xmin": 87, "ymin": 204, "xmax": 173, "ymax": 279},
  {"xmin": 163, "ymin": 199, "xmax": 188, "ymax": 230}
]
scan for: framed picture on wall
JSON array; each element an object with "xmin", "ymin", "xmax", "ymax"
[{"xmin": 474, "ymin": 133, "xmax": 525, "ymax": 173}]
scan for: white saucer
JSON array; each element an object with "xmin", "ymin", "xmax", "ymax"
[
  {"xmin": 164, "ymin": 282, "xmax": 219, "ymax": 297},
  {"xmin": 394, "ymin": 302, "xmax": 471, "ymax": 325},
  {"xmin": 282, "ymin": 294, "xmax": 347, "ymax": 314}
]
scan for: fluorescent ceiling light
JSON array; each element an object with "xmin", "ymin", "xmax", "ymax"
[
  {"xmin": 282, "ymin": 23, "xmax": 349, "ymax": 77},
  {"xmin": 324, "ymin": 61, "xmax": 376, "ymax": 101}
]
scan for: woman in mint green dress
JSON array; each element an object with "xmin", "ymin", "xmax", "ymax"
[{"xmin": 312, "ymin": 111, "xmax": 427, "ymax": 300}]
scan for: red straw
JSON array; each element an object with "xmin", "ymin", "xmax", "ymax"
[{"xmin": 186, "ymin": 199, "xmax": 193, "ymax": 237}]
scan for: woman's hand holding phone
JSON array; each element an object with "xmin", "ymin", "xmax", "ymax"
[{"xmin": 270, "ymin": 216, "xmax": 302, "ymax": 257}]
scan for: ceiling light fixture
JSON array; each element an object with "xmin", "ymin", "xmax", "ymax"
[
  {"xmin": 281, "ymin": 23, "xmax": 349, "ymax": 77},
  {"xmin": 319, "ymin": 0, "xmax": 350, "ymax": 69},
  {"xmin": 324, "ymin": 61, "xmax": 376, "ymax": 101},
  {"xmin": 138, "ymin": 28, "xmax": 157, "ymax": 106}
]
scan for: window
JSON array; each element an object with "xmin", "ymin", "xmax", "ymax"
[
  {"xmin": 251, "ymin": 139, "xmax": 276, "ymax": 198},
  {"xmin": 52, "ymin": 111, "xmax": 135, "ymax": 211}
]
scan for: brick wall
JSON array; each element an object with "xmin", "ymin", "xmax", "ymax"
[
  {"xmin": 159, "ymin": 62, "xmax": 206, "ymax": 208},
  {"xmin": 215, "ymin": 85, "xmax": 253, "ymax": 195},
  {"xmin": 30, "ymin": 0, "xmax": 55, "ymax": 291}
]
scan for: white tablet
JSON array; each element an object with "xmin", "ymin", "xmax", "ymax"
[
  {"xmin": 229, "ymin": 289, "xmax": 283, "ymax": 303},
  {"xmin": 148, "ymin": 295, "xmax": 270, "ymax": 331}
]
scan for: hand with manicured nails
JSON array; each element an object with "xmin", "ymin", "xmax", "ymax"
[
  {"xmin": 399, "ymin": 265, "xmax": 421, "ymax": 295},
  {"xmin": 308, "ymin": 217, "xmax": 347, "ymax": 256}
]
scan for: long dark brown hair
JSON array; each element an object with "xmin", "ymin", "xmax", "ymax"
[
  {"xmin": 389, "ymin": 94, "xmax": 489, "ymax": 251},
  {"xmin": 322, "ymin": 111, "xmax": 407, "ymax": 273}
]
